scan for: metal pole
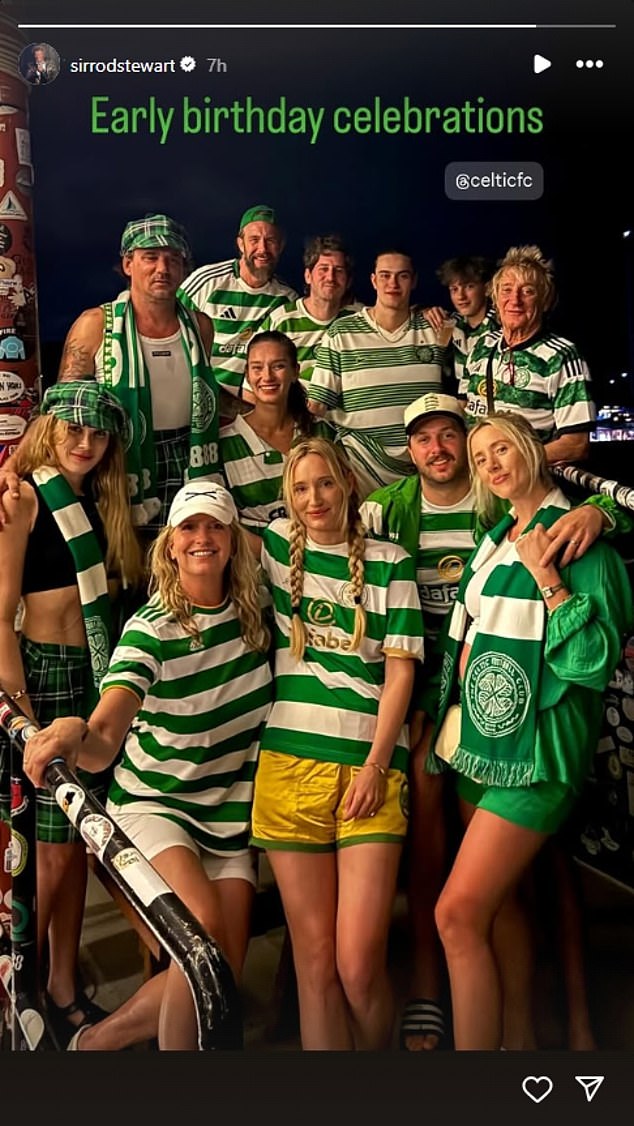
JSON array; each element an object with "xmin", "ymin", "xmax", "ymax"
[
  {"xmin": 0, "ymin": 691, "xmax": 242, "ymax": 1050},
  {"xmin": 552, "ymin": 464, "xmax": 634, "ymax": 514}
]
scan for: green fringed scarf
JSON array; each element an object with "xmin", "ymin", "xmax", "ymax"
[
  {"xmin": 32, "ymin": 467, "xmax": 112, "ymax": 708},
  {"xmin": 430, "ymin": 488, "xmax": 571, "ymax": 787},
  {"xmin": 101, "ymin": 290, "xmax": 219, "ymax": 525}
]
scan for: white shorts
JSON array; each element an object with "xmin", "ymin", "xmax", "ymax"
[{"xmin": 106, "ymin": 801, "xmax": 257, "ymax": 887}]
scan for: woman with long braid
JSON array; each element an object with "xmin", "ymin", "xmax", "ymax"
[{"xmin": 250, "ymin": 436, "xmax": 424, "ymax": 1049}]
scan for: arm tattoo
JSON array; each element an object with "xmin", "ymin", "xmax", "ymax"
[{"xmin": 58, "ymin": 339, "xmax": 96, "ymax": 380}]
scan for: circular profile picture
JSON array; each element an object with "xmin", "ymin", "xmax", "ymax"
[{"xmin": 18, "ymin": 42, "xmax": 61, "ymax": 86}]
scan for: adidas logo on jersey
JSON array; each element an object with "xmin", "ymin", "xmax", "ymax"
[{"xmin": 221, "ymin": 308, "xmax": 238, "ymax": 319}]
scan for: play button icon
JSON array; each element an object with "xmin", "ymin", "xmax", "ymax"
[{"xmin": 534, "ymin": 54, "xmax": 552, "ymax": 74}]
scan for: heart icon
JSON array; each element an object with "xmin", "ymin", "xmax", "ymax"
[{"xmin": 522, "ymin": 1076, "xmax": 553, "ymax": 1104}]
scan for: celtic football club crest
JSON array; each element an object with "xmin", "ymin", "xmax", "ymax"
[
  {"xmin": 85, "ymin": 617, "xmax": 110, "ymax": 683},
  {"xmin": 416, "ymin": 346, "xmax": 434, "ymax": 363},
  {"xmin": 191, "ymin": 379, "xmax": 216, "ymax": 433},
  {"xmin": 512, "ymin": 369, "xmax": 530, "ymax": 390},
  {"xmin": 464, "ymin": 653, "xmax": 530, "ymax": 738},
  {"xmin": 339, "ymin": 582, "xmax": 369, "ymax": 609}
]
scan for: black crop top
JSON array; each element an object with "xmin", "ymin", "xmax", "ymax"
[{"xmin": 21, "ymin": 475, "xmax": 108, "ymax": 595}]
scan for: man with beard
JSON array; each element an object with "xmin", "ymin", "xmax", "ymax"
[
  {"xmin": 361, "ymin": 392, "xmax": 609, "ymax": 1052},
  {"xmin": 179, "ymin": 204, "xmax": 297, "ymax": 403}
]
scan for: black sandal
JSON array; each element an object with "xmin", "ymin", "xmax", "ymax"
[{"xmin": 46, "ymin": 990, "xmax": 109, "ymax": 1046}]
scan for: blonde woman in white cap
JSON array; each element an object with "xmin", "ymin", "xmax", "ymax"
[{"xmin": 24, "ymin": 482, "xmax": 273, "ymax": 1050}]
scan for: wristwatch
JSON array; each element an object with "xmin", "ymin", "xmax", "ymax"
[{"xmin": 540, "ymin": 581, "xmax": 565, "ymax": 599}]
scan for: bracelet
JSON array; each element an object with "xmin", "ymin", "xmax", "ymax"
[
  {"xmin": 10, "ymin": 689, "xmax": 28, "ymax": 701},
  {"xmin": 363, "ymin": 761, "xmax": 388, "ymax": 777}
]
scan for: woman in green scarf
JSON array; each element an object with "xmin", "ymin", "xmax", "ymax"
[
  {"xmin": 429, "ymin": 411, "xmax": 633, "ymax": 1050},
  {"xmin": 0, "ymin": 381, "xmax": 142, "ymax": 1045}
]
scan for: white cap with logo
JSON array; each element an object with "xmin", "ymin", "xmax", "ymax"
[
  {"xmin": 168, "ymin": 481, "xmax": 238, "ymax": 527},
  {"xmin": 404, "ymin": 392, "xmax": 465, "ymax": 434}
]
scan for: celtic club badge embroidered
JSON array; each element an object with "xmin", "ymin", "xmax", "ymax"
[
  {"xmin": 85, "ymin": 617, "xmax": 110, "ymax": 682},
  {"xmin": 191, "ymin": 379, "xmax": 216, "ymax": 433},
  {"xmin": 464, "ymin": 653, "xmax": 530, "ymax": 738}
]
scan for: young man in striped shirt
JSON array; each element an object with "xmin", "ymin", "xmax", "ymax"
[
  {"xmin": 179, "ymin": 204, "xmax": 297, "ymax": 403},
  {"xmin": 435, "ymin": 255, "xmax": 497, "ymax": 388},
  {"xmin": 246, "ymin": 234, "xmax": 358, "ymax": 391},
  {"xmin": 307, "ymin": 250, "xmax": 446, "ymax": 499}
]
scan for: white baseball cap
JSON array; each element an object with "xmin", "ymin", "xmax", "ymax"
[
  {"xmin": 167, "ymin": 481, "xmax": 238, "ymax": 527},
  {"xmin": 404, "ymin": 392, "xmax": 466, "ymax": 434}
]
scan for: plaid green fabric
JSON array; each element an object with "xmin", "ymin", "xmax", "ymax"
[
  {"xmin": 40, "ymin": 380, "xmax": 129, "ymax": 437},
  {"xmin": 145, "ymin": 426, "xmax": 190, "ymax": 536},
  {"xmin": 32, "ymin": 468, "xmax": 111, "ymax": 709},
  {"xmin": 119, "ymin": 213, "xmax": 191, "ymax": 259},
  {"xmin": 0, "ymin": 638, "xmax": 105, "ymax": 843},
  {"xmin": 101, "ymin": 291, "xmax": 220, "ymax": 526}
]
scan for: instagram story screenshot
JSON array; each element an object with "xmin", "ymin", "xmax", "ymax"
[{"xmin": 0, "ymin": 0, "xmax": 633, "ymax": 1120}]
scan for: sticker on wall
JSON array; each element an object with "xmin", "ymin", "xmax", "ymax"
[{"xmin": 0, "ymin": 191, "xmax": 27, "ymax": 221}]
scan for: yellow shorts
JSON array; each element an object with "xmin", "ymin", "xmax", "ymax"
[{"xmin": 250, "ymin": 750, "xmax": 408, "ymax": 852}]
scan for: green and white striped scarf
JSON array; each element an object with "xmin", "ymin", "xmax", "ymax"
[
  {"xmin": 101, "ymin": 290, "xmax": 219, "ymax": 526},
  {"xmin": 431, "ymin": 488, "xmax": 571, "ymax": 787},
  {"xmin": 31, "ymin": 467, "xmax": 113, "ymax": 709}
]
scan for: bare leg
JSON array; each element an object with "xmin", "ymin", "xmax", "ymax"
[
  {"xmin": 548, "ymin": 840, "xmax": 597, "ymax": 1049},
  {"xmin": 267, "ymin": 850, "xmax": 353, "ymax": 1050},
  {"xmin": 37, "ymin": 841, "xmax": 88, "ymax": 1023},
  {"xmin": 73, "ymin": 846, "xmax": 253, "ymax": 1051},
  {"xmin": 151, "ymin": 847, "xmax": 253, "ymax": 1051},
  {"xmin": 436, "ymin": 807, "xmax": 547, "ymax": 1050},
  {"xmin": 492, "ymin": 889, "xmax": 537, "ymax": 1050},
  {"xmin": 337, "ymin": 842, "xmax": 402, "ymax": 1050},
  {"xmin": 404, "ymin": 721, "xmax": 448, "ymax": 1049},
  {"xmin": 73, "ymin": 972, "xmax": 166, "ymax": 1050}
]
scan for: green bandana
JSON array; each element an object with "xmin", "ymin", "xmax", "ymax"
[
  {"xmin": 429, "ymin": 488, "xmax": 572, "ymax": 787},
  {"xmin": 120, "ymin": 213, "xmax": 191, "ymax": 260},
  {"xmin": 101, "ymin": 290, "xmax": 220, "ymax": 526},
  {"xmin": 31, "ymin": 467, "xmax": 112, "ymax": 709},
  {"xmin": 41, "ymin": 381, "xmax": 129, "ymax": 437}
]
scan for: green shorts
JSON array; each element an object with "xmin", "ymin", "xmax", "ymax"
[{"xmin": 455, "ymin": 773, "xmax": 576, "ymax": 835}]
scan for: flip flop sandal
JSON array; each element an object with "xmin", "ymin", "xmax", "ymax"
[{"xmin": 399, "ymin": 998, "xmax": 445, "ymax": 1050}]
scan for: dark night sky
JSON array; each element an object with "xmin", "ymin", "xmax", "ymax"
[{"xmin": 5, "ymin": 2, "xmax": 634, "ymax": 416}]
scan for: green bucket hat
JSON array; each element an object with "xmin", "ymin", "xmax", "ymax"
[
  {"xmin": 120, "ymin": 213, "xmax": 191, "ymax": 260},
  {"xmin": 41, "ymin": 381, "xmax": 130, "ymax": 438}
]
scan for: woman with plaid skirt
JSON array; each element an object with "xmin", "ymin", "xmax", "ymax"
[{"xmin": 0, "ymin": 381, "xmax": 142, "ymax": 1045}]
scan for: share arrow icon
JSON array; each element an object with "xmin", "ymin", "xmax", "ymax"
[{"xmin": 575, "ymin": 1076, "xmax": 604, "ymax": 1103}]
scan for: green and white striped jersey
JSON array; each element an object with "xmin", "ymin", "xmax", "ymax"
[
  {"xmin": 361, "ymin": 488, "xmax": 477, "ymax": 641},
  {"xmin": 104, "ymin": 596, "xmax": 273, "ymax": 854},
  {"xmin": 459, "ymin": 328, "xmax": 596, "ymax": 438},
  {"xmin": 249, "ymin": 298, "xmax": 361, "ymax": 384},
  {"xmin": 414, "ymin": 491, "xmax": 476, "ymax": 639},
  {"xmin": 451, "ymin": 309, "xmax": 497, "ymax": 384},
  {"xmin": 308, "ymin": 307, "xmax": 444, "ymax": 490},
  {"xmin": 260, "ymin": 519, "xmax": 424, "ymax": 772},
  {"xmin": 179, "ymin": 258, "xmax": 297, "ymax": 396},
  {"xmin": 219, "ymin": 414, "xmax": 335, "ymax": 534}
]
